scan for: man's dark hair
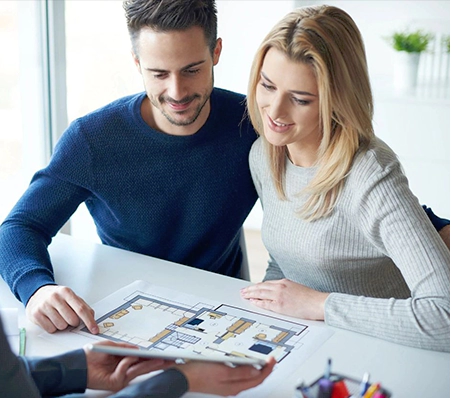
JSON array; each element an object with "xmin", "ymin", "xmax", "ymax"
[{"xmin": 123, "ymin": 0, "xmax": 218, "ymax": 56}]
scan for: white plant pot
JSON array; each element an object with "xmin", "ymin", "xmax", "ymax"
[{"xmin": 393, "ymin": 51, "xmax": 421, "ymax": 94}]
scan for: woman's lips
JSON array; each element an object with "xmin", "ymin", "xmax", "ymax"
[{"xmin": 267, "ymin": 114, "xmax": 294, "ymax": 133}]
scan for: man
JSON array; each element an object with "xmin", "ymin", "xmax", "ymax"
[
  {"xmin": 0, "ymin": 0, "xmax": 448, "ymax": 336},
  {"xmin": 0, "ymin": 317, "xmax": 275, "ymax": 397},
  {"xmin": 0, "ymin": 0, "xmax": 256, "ymax": 334}
]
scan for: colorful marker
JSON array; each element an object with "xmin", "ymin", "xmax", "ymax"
[
  {"xmin": 359, "ymin": 372, "xmax": 370, "ymax": 397},
  {"xmin": 363, "ymin": 383, "xmax": 381, "ymax": 398}
]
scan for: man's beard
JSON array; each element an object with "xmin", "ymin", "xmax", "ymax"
[{"xmin": 151, "ymin": 90, "xmax": 211, "ymax": 127}]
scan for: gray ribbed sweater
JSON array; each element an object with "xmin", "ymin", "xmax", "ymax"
[{"xmin": 249, "ymin": 137, "xmax": 450, "ymax": 352}]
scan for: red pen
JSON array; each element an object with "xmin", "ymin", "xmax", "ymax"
[{"xmin": 331, "ymin": 379, "xmax": 350, "ymax": 398}]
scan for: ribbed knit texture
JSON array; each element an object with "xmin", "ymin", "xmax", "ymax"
[
  {"xmin": 250, "ymin": 137, "xmax": 450, "ymax": 352},
  {"xmin": 0, "ymin": 89, "xmax": 258, "ymax": 305}
]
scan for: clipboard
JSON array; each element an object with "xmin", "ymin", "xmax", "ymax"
[{"xmin": 88, "ymin": 344, "xmax": 266, "ymax": 367}]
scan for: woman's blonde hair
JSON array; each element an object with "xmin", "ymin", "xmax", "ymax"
[{"xmin": 247, "ymin": 5, "xmax": 374, "ymax": 221}]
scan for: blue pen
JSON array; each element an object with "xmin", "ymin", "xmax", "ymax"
[
  {"xmin": 324, "ymin": 358, "xmax": 332, "ymax": 379},
  {"xmin": 359, "ymin": 372, "xmax": 370, "ymax": 397}
]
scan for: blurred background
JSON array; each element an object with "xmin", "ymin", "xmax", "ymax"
[{"xmin": 0, "ymin": 1, "xmax": 449, "ymax": 281}]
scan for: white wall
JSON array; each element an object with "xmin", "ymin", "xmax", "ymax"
[
  {"xmin": 215, "ymin": 1, "xmax": 295, "ymax": 94},
  {"xmin": 302, "ymin": 1, "xmax": 450, "ymax": 219},
  {"xmin": 220, "ymin": 1, "xmax": 450, "ymax": 228}
]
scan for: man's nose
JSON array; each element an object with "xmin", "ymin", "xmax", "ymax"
[{"xmin": 166, "ymin": 75, "xmax": 187, "ymax": 101}]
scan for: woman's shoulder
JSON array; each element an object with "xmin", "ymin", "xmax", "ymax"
[
  {"xmin": 350, "ymin": 137, "xmax": 401, "ymax": 181},
  {"xmin": 249, "ymin": 136, "xmax": 265, "ymax": 162}
]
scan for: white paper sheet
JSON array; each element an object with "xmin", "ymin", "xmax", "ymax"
[{"xmin": 42, "ymin": 280, "xmax": 333, "ymax": 398}]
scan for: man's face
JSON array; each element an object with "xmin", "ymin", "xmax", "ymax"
[{"xmin": 134, "ymin": 26, "xmax": 222, "ymax": 136}]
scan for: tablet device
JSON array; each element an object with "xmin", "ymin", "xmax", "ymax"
[{"xmin": 88, "ymin": 344, "xmax": 266, "ymax": 367}]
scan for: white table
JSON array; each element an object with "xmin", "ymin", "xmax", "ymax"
[{"xmin": 0, "ymin": 233, "xmax": 449, "ymax": 397}]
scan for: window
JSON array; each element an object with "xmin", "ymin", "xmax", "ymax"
[
  {"xmin": 64, "ymin": 0, "xmax": 142, "ymax": 240},
  {"xmin": 0, "ymin": 1, "xmax": 48, "ymax": 222}
]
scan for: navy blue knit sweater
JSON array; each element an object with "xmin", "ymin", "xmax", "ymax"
[{"xmin": 0, "ymin": 89, "xmax": 258, "ymax": 305}]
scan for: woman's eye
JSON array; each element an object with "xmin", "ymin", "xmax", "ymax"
[
  {"xmin": 293, "ymin": 98, "xmax": 310, "ymax": 105},
  {"xmin": 260, "ymin": 81, "xmax": 275, "ymax": 91}
]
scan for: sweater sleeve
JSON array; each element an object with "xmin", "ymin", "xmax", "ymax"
[
  {"xmin": 110, "ymin": 368, "xmax": 189, "ymax": 398},
  {"xmin": 0, "ymin": 122, "xmax": 92, "ymax": 305},
  {"xmin": 263, "ymin": 254, "xmax": 286, "ymax": 281},
  {"xmin": 325, "ymin": 147, "xmax": 450, "ymax": 352},
  {"xmin": 422, "ymin": 205, "xmax": 450, "ymax": 230}
]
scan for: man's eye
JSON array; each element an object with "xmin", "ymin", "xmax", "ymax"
[{"xmin": 185, "ymin": 69, "xmax": 200, "ymax": 75}]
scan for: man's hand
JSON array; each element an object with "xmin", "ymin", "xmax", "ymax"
[
  {"xmin": 177, "ymin": 357, "xmax": 276, "ymax": 396},
  {"xmin": 240, "ymin": 279, "xmax": 329, "ymax": 320},
  {"xmin": 84, "ymin": 341, "xmax": 170, "ymax": 392},
  {"xmin": 26, "ymin": 285, "xmax": 99, "ymax": 334}
]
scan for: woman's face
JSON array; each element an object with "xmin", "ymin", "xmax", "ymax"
[{"xmin": 256, "ymin": 47, "xmax": 321, "ymax": 165}]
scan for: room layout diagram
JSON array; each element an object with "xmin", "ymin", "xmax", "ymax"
[{"xmin": 77, "ymin": 289, "xmax": 309, "ymax": 364}]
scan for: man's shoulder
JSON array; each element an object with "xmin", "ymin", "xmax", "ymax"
[
  {"xmin": 83, "ymin": 92, "xmax": 145, "ymax": 119},
  {"xmin": 59, "ymin": 92, "xmax": 145, "ymax": 147},
  {"xmin": 212, "ymin": 87, "xmax": 246, "ymax": 107}
]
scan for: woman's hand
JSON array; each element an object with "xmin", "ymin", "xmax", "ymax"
[{"xmin": 240, "ymin": 279, "xmax": 329, "ymax": 320}]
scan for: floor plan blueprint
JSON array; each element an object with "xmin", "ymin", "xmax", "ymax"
[
  {"xmin": 79, "ymin": 291, "xmax": 308, "ymax": 364},
  {"xmin": 46, "ymin": 280, "xmax": 333, "ymax": 398}
]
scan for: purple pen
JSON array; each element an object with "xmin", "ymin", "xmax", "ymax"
[{"xmin": 317, "ymin": 377, "xmax": 333, "ymax": 398}]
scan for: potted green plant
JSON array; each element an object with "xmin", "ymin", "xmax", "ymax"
[
  {"xmin": 385, "ymin": 29, "xmax": 432, "ymax": 93},
  {"xmin": 387, "ymin": 30, "xmax": 431, "ymax": 53},
  {"xmin": 444, "ymin": 35, "xmax": 450, "ymax": 53}
]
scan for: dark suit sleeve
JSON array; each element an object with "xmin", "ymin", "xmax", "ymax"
[
  {"xmin": 110, "ymin": 368, "xmax": 189, "ymax": 398},
  {"xmin": 20, "ymin": 349, "xmax": 87, "ymax": 397},
  {"xmin": 0, "ymin": 315, "xmax": 87, "ymax": 398},
  {"xmin": 0, "ymin": 314, "xmax": 188, "ymax": 398},
  {"xmin": 0, "ymin": 317, "xmax": 41, "ymax": 398}
]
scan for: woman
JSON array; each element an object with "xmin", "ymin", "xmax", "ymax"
[{"xmin": 240, "ymin": 5, "xmax": 449, "ymax": 352}]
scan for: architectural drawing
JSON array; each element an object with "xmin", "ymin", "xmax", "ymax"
[
  {"xmin": 46, "ymin": 281, "xmax": 333, "ymax": 397},
  {"xmin": 79, "ymin": 290, "xmax": 309, "ymax": 363}
]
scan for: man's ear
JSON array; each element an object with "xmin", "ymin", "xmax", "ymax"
[
  {"xmin": 132, "ymin": 51, "xmax": 141, "ymax": 74},
  {"xmin": 213, "ymin": 38, "xmax": 222, "ymax": 66}
]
